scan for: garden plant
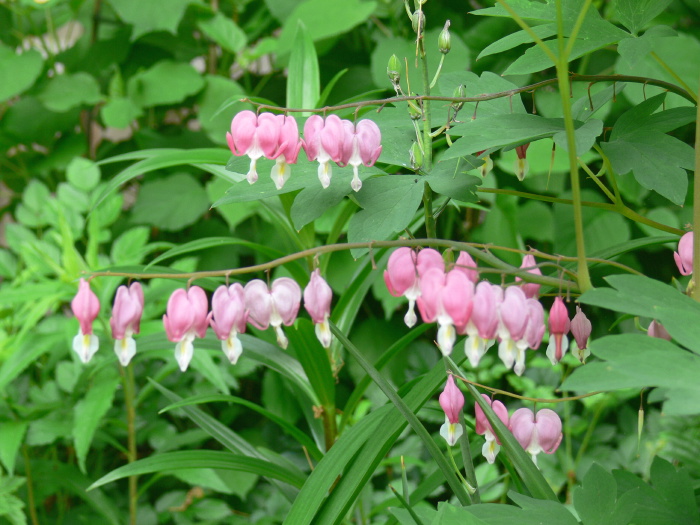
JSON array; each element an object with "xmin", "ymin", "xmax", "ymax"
[{"xmin": 1, "ymin": 0, "xmax": 700, "ymax": 523}]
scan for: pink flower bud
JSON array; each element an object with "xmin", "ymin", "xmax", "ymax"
[
  {"xmin": 546, "ymin": 297, "xmax": 570, "ymax": 365},
  {"xmin": 210, "ymin": 284, "xmax": 248, "ymax": 364},
  {"xmin": 439, "ymin": 375, "xmax": 464, "ymax": 446},
  {"xmin": 454, "ymin": 251, "xmax": 478, "ymax": 283},
  {"xmin": 303, "ymin": 115, "xmax": 345, "ymax": 188},
  {"xmin": 570, "ymin": 305, "xmax": 592, "ymax": 363},
  {"xmin": 110, "ymin": 282, "xmax": 144, "ymax": 366},
  {"xmin": 674, "ymin": 231, "xmax": 693, "ymax": 276},
  {"xmin": 162, "ymin": 287, "xmax": 210, "ymax": 372},
  {"xmin": 71, "ymin": 278, "xmax": 101, "ymax": 363},
  {"xmin": 508, "ymin": 407, "xmax": 562, "ymax": 465},
  {"xmin": 648, "ymin": 319, "xmax": 671, "ymax": 341},
  {"xmin": 474, "ymin": 394, "xmax": 509, "ymax": 464},
  {"xmin": 303, "ymin": 270, "xmax": 333, "ymax": 348},
  {"xmin": 245, "ymin": 278, "xmax": 301, "ymax": 349},
  {"xmin": 516, "ymin": 254, "xmax": 542, "ymax": 299}
]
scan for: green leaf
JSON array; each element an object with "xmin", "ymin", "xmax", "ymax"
[
  {"xmin": 158, "ymin": 394, "xmax": 323, "ymax": 461},
  {"xmin": 67, "ymin": 157, "xmax": 100, "ymax": 192},
  {"xmin": 147, "ymin": 237, "xmax": 284, "ymax": 269},
  {"xmin": 197, "ymin": 75, "xmax": 248, "ymax": 145},
  {"xmin": 445, "ymin": 114, "xmax": 602, "ymax": 160},
  {"xmin": 100, "ymin": 97, "xmax": 143, "ymax": 129},
  {"xmin": 0, "ymin": 422, "xmax": 28, "ymax": 475},
  {"xmin": 602, "ymin": 94, "xmax": 695, "ymax": 205},
  {"xmin": 290, "ymin": 179, "xmax": 349, "ymax": 230},
  {"xmin": 109, "ymin": 0, "xmax": 200, "ymax": 40},
  {"xmin": 347, "ymin": 176, "xmax": 424, "ymax": 257},
  {"xmin": 287, "ymin": 320, "xmax": 335, "ymax": 411},
  {"xmin": 436, "ymin": 71, "xmax": 528, "ymax": 117},
  {"xmin": 92, "ymin": 148, "xmax": 229, "ymax": 211},
  {"xmin": 110, "ymin": 226, "xmax": 152, "ymax": 266},
  {"xmin": 130, "ymin": 173, "xmax": 209, "ymax": 231},
  {"xmin": 477, "ymin": 24, "xmax": 557, "ymax": 60},
  {"xmin": 286, "ymin": 22, "xmax": 320, "ymax": 112},
  {"xmin": 613, "ymin": 0, "xmax": 673, "ymax": 36},
  {"xmin": 0, "ymin": 334, "xmax": 64, "ymax": 393},
  {"xmin": 276, "ymin": 0, "xmax": 377, "ymax": 57},
  {"xmin": 73, "ymin": 369, "xmax": 120, "ymax": 473},
  {"xmin": 88, "ymin": 450, "xmax": 306, "ymax": 491},
  {"xmin": 426, "ymin": 158, "xmax": 482, "ymax": 202},
  {"xmin": 38, "ymin": 73, "xmax": 103, "ymax": 112},
  {"xmin": 0, "ymin": 44, "xmax": 43, "ymax": 103},
  {"xmin": 197, "ymin": 12, "xmax": 247, "ymax": 54},
  {"xmin": 127, "ymin": 61, "xmax": 205, "ymax": 108},
  {"xmin": 573, "ymin": 464, "xmax": 628, "ymax": 525}
]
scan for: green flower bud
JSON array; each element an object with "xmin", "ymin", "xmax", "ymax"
[
  {"xmin": 387, "ymin": 54, "xmax": 401, "ymax": 85},
  {"xmin": 410, "ymin": 142, "xmax": 423, "ymax": 170},
  {"xmin": 408, "ymin": 99, "xmax": 422, "ymax": 120},
  {"xmin": 451, "ymin": 84, "xmax": 465, "ymax": 112},
  {"xmin": 438, "ymin": 21, "xmax": 451, "ymax": 54},
  {"xmin": 411, "ymin": 10, "xmax": 425, "ymax": 36}
]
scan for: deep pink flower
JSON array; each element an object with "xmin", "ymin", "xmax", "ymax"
[
  {"xmin": 417, "ymin": 267, "xmax": 474, "ymax": 356},
  {"xmin": 464, "ymin": 282, "xmax": 502, "ymax": 367},
  {"xmin": 227, "ymin": 111, "xmax": 280, "ymax": 184},
  {"xmin": 110, "ymin": 282, "xmax": 144, "ymax": 366},
  {"xmin": 516, "ymin": 254, "xmax": 542, "ymax": 299},
  {"xmin": 474, "ymin": 394, "xmax": 509, "ymax": 463},
  {"xmin": 163, "ymin": 287, "xmax": 210, "ymax": 372},
  {"xmin": 439, "ymin": 375, "xmax": 464, "ymax": 446},
  {"xmin": 509, "ymin": 407, "xmax": 562, "ymax": 465},
  {"xmin": 546, "ymin": 297, "xmax": 570, "ymax": 365},
  {"xmin": 570, "ymin": 305, "xmax": 592, "ymax": 363},
  {"xmin": 303, "ymin": 115, "xmax": 345, "ymax": 188},
  {"xmin": 210, "ymin": 284, "xmax": 248, "ymax": 364},
  {"xmin": 337, "ymin": 119, "xmax": 382, "ymax": 192},
  {"xmin": 71, "ymin": 278, "xmax": 101, "ymax": 363},
  {"xmin": 303, "ymin": 270, "xmax": 333, "ymax": 348},
  {"xmin": 674, "ymin": 231, "xmax": 693, "ymax": 276},
  {"xmin": 245, "ymin": 278, "xmax": 301, "ymax": 349}
]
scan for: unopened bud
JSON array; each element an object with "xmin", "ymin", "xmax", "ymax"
[
  {"xmin": 412, "ymin": 10, "xmax": 425, "ymax": 36},
  {"xmin": 408, "ymin": 99, "xmax": 422, "ymax": 120},
  {"xmin": 410, "ymin": 142, "xmax": 423, "ymax": 170},
  {"xmin": 451, "ymin": 84, "xmax": 465, "ymax": 112},
  {"xmin": 438, "ymin": 20, "xmax": 451, "ymax": 54},
  {"xmin": 387, "ymin": 54, "xmax": 401, "ymax": 85}
]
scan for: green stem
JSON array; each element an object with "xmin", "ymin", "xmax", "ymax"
[
  {"xmin": 429, "ymin": 54, "xmax": 445, "ymax": 89},
  {"xmin": 556, "ymin": 0, "xmax": 592, "ymax": 293},
  {"xmin": 123, "ymin": 364, "xmax": 138, "ymax": 525},
  {"xmin": 692, "ymin": 78, "xmax": 700, "ymax": 300},
  {"xmin": 22, "ymin": 445, "xmax": 39, "ymax": 525},
  {"xmin": 418, "ymin": 24, "xmax": 436, "ymax": 239},
  {"xmin": 446, "ymin": 445, "xmax": 476, "ymax": 494},
  {"xmin": 651, "ymin": 52, "xmax": 698, "ymax": 102},
  {"xmin": 329, "ymin": 322, "xmax": 473, "ymax": 506},
  {"xmin": 564, "ymin": 0, "xmax": 593, "ymax": 57},
  {"xmin": 424, "ymin": 181, "xmax": 437, "ymax": 239},
  {"xmin": 593, "ymin": 144, "xmax": 622, "ymax": 202},
  {"xmin": 578, "ymin": 159, "xmax": 615, "ymax": 202}
]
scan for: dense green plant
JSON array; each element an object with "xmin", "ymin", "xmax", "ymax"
[{"xmin": 1, "ymin": 0, "xmax": 699, "ymax": 524}]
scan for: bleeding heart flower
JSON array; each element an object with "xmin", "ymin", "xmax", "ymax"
[
  {"xmin": 227, "ymin": 111, "xmax": 281, "ymax": 184},
  {"xmin": 210, "ymin": 283, "xmax": 248, "ymax": 364},
  {"xmin": 464, "ymin": 282, "xmax": 502, "ymax": 367},
  {"xmin": 245, "ymin": 278, "xmax": 301, "ymax": 349},
  {"xmin": 439, "ymin": 375, "xmax": 464, "ymax": 446},
  {"xmin": 516, "ymin": 254, "xmax": 541, "ymax": 299},
  {"xmin": 509, "ymin": 407, "xmax": 562, "ymax": 466},
  {"xmin": 303, "ymin": 270, "xmax": 333, "ymax": 348},
  {"xmin": 546, "ymin": 297, "xmax": 570, "ymax": 365},
  {"xmin": 674, "ymin": 231, "xmax": 693, "ymax": 276},
  {"xmin": 474, "ymin": 394, "xmax": 509, "ymax": 464},
  {"xmin": 337, "ymin": 119, "xmax": 382, "ymax": 192},
  {"xmin": 570, "ymin": 305, "xmax": 592, "ymax": 363},
  {"xmin": 71, "ymin": 278, "xmax": 101, "ymax": 364},
  {"xmin": 110, "ymin": 282, "xmax": 144, "ymax": 366},
  {"xmin": 163, "ymin": 287, "xmax": 210, "ymax": 372},
  {"xmin": 303, "ymin": 115, "xmax": 345, "ymax": 188}
]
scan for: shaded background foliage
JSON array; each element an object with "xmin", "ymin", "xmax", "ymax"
[{"xmin": 0, "ymin": 0, "xmax": 699, "ymax": 523}]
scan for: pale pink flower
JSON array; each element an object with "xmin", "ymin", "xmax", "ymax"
[
  {"xmin": 509, "ymin": 407, "xmax": 562, "ymax": 465},
  {"xmin": 303, "ymin": 115, "xmax": 345, "ymax": 188},
  {"xmin": 110, "ymin": 282, "xmax": 144, "ymax": 366},
  {"xmin": 674, "ymin": 231, "xmax": 693, "ymax": 276},
  {"xmin": 497, "ymin": 286, "xmax": 528, "ymax": 372},
  {"xmin": 269, "ymin": 115, "xmax": 303, "ymax": 190},
  {"xmin": 454, "ymin": 251, "xmax": 479, "ymax": 283},
  {"xmin": 245, "ymin": 278, "xmax": 301, "ymax": 349},
  {"xmin": 474, "ymin": 394, "xmax": 509, "ymax": 463},
  {"xmin": 210, "ymin": 284, "xmax": 248, "ymax": 364},
  {"xmin": 227, "ymin": 111, "xmax": 280, "ymax": 184},
  {"xmin": 516, "ymin": 254, "xmax": 541, "ymax": 299},
  {"xmin": 439, "ymin": 375, "xmax": 464, "ymax": 446},
  {"xmin": 303, "ymin": 270, "xmax": 333, "ymax": 348},
  {"xmin": 464, "ymin": 282, "xmax": 502, "ymax": 367},
  {"xmin": 337, "ymin": 119, "xmax": 382, "ymax": 192},
  {"xmin": 163, "ymin": 287, "xmax": 210, "ymax": 372},
  {"xmin": 570, "ymin": 305, "xmax": 592, "ymax": 363},
  {"xmin": 71, "ymin": 278, "xmax": 101, "ymax": 363}
]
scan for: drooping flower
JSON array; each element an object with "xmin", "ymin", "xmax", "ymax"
[
  {"xmin": 417, "ymin": 267, "xmax": 474, "ymax": 356},
  {"xmin": 337, "ymin": 119, "xmax": 382, "ymax": 192},
  {"xmin": 269, "ymin": 115, "xmax": 303, "ymax": 190},
  {"xmin": 227, "ymin": 111, "xmax": 280, "ymax": 184},
  {"xmin": 508, "ymin": 407, "xmax": 562, "ymax": 466},
  {"xmin": 439, "ymin": 375, "xmax": 464, "ymax": 446},
  {"xmin": 514, "ymin": 143, "xmax": 530, "ymax": 181},
  {"xmin": 648, "ymin": 319, "xmax": 672, "ymax": 341},
  {"xmin": 570, "ymin": 305, "xmax": 592, "ymax": 363},
  {"xmin": 546, "ymin": 297, "xmax": 570, "ymax": 365},
  {"xmin": 454, "ymin": 251, "xmax": 479, "ymax": 283},
  {"xmin": 110, "ymin": 282, "xmax": 144, "ymax": 366},
  {"xmin": 464, "ymin": 282, "xmax": 502, "ymax": 367},
  {"xmin": 497, "ymin": 286, "xmax": 529, "ymax": 372},
  {"xmin": 71, "ymin": 278, "xmax": 101, "ymax": 364},
  {"xmin": 475, "ymin": 149, "xmax": 493, "ymax": 177},
  {"xmin": 516, "ymin": 298, "xmax": 545, "ymax": 375},
  {"xmin": 210, "ymin": 283, "xmax": 248, "ymax": 364},
  {"xmin": 674, "ymin": 231, "xmax": 693, "ymax": 276},
  {"xmin": 384, "ymin": 247, "xmax": 444, "ymax": 328},
  {"xmin": 516, "ymin": 254, "xmax": 541, "ymax": 299},
  {"xmin": 474, "ymin": 394, "xmax": 509, "ymax": 464},
  {"xmin": 163, "ymin": 287, "xmax": 210, "ymax": 372},
  {"xmin": 303, "ymin": 115, "xmax": 345, "ymax": 188},
  {"xmin": 304, "ymin": 270, "xmax": 333, "ymax": 348},
  {"xmin": 245, "ymin": 278, "xmax": 301, "ymax": 349}
]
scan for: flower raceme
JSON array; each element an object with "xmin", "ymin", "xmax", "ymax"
[
  {"xmin": 71, "ymin": 278, "xmax": 101, "ymax": 363},
  {"xmin": 110, "ymin": 282, "xmax": 144, "ymax": 366}
]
